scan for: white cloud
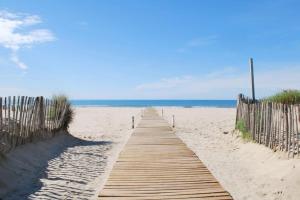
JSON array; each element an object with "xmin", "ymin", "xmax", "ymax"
[
  {"xmin": 0, "ymin": 10, "xmax": 55, "ymax": 69},
  {"xmin": 77, "ymin": 21, "xmax": 88, "ymax": 27},
  {"xmin": 187, "ymin": 35, "xmax": 218, "ymax": 47},
  {"xmin": 177, "ymin": 35, "xmax": 218, "ymax": 53},
  {"xmin": 136, "ymin": 76, "xmax": 193, "ymax": 90},
  {"xmin": 10, "ymin": 52, "xmax": 27, "ymax": 69},
  {"xmin": 135, "ymin": 65, "xmax": 300, "ymax": 99}
]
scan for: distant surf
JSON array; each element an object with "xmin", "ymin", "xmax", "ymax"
[{"xmin": 70, "ymin": 100, "xmax": 236, "ymax": 108}]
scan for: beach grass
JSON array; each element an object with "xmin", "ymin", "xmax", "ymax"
[
  {"xmin": 264, "ymin": 90, "xmax": 300, "ymax": 104},
  {"xmin": 236, "ymin": 119, "xmax": 252, "ymax": 141},
  {"xmin": 52, "ymin": 94, "xmax": 74, "ymax": 130}
]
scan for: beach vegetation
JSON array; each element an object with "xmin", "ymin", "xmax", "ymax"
[
  {"xmin": 51, "ymin": 94, "xmax": 74, "ymax": 130},
  {"xmin": 264, "ymin": 90, "xmax": 300, "ymax": 104},
  {"xmin": 236, "ymin": 119, "xmax": 252, "ymax": 141}
]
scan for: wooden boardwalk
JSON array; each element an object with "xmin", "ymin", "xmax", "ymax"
[{"xmin": 99, "ymin": 108, "xmax": 233, "ymax": 200}]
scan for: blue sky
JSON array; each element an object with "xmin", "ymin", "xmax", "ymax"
[{"xmin": 0, "ymin": 0, "xmax": 300, "ymax": 99}]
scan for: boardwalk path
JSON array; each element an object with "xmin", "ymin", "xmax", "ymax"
[{"xmin": 99, "ymin": 108, "xmax": 233, "ymax": 199}]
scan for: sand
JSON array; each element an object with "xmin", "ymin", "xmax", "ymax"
[{"xmin": 1, "ymin": 107, "xmax": 299, "ymax": 200}]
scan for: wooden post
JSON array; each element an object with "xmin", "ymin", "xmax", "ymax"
[
  {"xmin": 39, "ymin": 96, "xmax": 45, "ymax": 130},
  {"xmin": 19, "ymin": 96, "xmax": 24, "ymax": 137},
  {"xmin": 235, "ymin": 94, "xmax": 242, "ymax": 126},
  {"xmin": 0, "ymin": 97, "xmax": 2, "ymax": 131},
  {"xmin": 249, "ymin": 58, "xmax": 256, "ymax": 101},
  {"xmin": 132, "ymin": 116, "xmax": 135, "ymax": 129},
  {"xmin": 162, "ymin": 108, "xmax": 164, "ymax": 117},
  {"xmin": 4, "ymin": 97, "xmax": 7, "ymax": 132},
  {"xmin": 172, "ymin": 115, "xmax": 175, "ymax": 128},
  {"xmin": 12, "ymin": 96, "xmax": 16, "ymax": 134},
  {"xmin": 8, "ymin": 96, "xmax": 11, "ymax": 133}
]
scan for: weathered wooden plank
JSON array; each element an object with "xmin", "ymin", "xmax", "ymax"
[
  {"xmin": 0, "ymin": 97, "xmax": 2, "ymax": 131},
  {"xmin": 4, "ymin": 97, "xmax": 7, "ymax": 132},
  {"xmin": 8, "ymin": 96, "xmax": 11, "ymax": 133},
  {"xmin": 12, "ymin": 96, "xmax": 16, "ymax": 135}
]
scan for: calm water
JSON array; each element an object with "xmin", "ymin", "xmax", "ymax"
[{"xmin": 70, "ymin": 100, "xmax": 236, "ymax": 108}]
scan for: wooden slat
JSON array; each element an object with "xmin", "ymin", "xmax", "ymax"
[
  {"xmin": 99, "ymin": 108, "xmax": 233, "ymax": 199},
  {"xmin": 0, "ymin": 97, "xmax": 2, "ymax": 131}
]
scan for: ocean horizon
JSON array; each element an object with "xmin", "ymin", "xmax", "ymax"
[{"xmin": 70, "ymin": 100, "xmax": 237, "ymax": 108}]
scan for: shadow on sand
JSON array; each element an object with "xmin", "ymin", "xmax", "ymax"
[{"xmin": 0, "ymin": 132, "xmax": 112, "ymax": 200}]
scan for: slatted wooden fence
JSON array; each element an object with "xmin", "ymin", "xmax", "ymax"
[
  {"xmin": 236, "ymin": 94, "xmax": 300, "ymax": 157},
  {"xmin": 0, "ymin": 96, "xmax": 69, "ymax": 153}
]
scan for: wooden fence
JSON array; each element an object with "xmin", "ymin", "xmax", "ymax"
[
  {"xmin": 0, "ymin": 96, "xmax": 69, "ymax": 153},
  {"xmin": 236, "ymin": 94, "xmax": 300, "ymax": 157}
]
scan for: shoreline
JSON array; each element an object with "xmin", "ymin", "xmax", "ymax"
[
  {"xmin": 71, "ymin": 105, "xmax": 237, "ymax": 108},
  {"xmin": 70, "ymin": 99, "xmax": 237, "ymax": 108}
]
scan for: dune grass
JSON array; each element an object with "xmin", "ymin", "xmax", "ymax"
[
  {"xmin": 236, "ymin": 119, "xmax": 252, "ymax": 141},
  {"xmin": 52, "ymin": 94, "xmax": 74, "ymax": 130},
  {"xmin": 264, "ymin": 90, "xmax": 300, "ymax": 104}
]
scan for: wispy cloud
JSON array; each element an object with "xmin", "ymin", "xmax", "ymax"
[
  {"xmin": 187, "ymin": 35, "xmax": 218, "ymax": 47},
  {"xmin": 0, "ymin": 10, "xmax": 55, "ymax": 70},
  {"xmin": 177, "ymin": 35, "xmax": 218, "ymax": 53},
  {"xmin": 77, "ymin": 21, "xmax": 88, "ymax": 27},
  {"xmin": 136, "ymin": 76, "xmax": 193, "ymax": 90},
  {"xmin": 205, "ymin": 67, "xmax": 237, "ymax": 78},
  {"xmin": 135, "ymin": 65, "xmax": 300, "ymax": 99}
]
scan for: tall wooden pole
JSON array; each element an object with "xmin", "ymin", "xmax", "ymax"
[{"xmin": 249, "ymin": 58, "xmax": 255, "ymax": 101}]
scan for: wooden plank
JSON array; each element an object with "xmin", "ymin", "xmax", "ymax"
[
  {"xmin": 4, "ymin": 97, "xmax": 7, "ymax": 132},
  {"xmin": 26, "ymin": 97, "xmax": 34, "ymax": 140},
  {"xmin": 23, "ymin": 97, "xmax": 29, "ymax": 138},
  {"xmin": 19, "ymin": 96, "xmax": 25, "ymax": 143},
  {"xmin": 15, "ymin": 96, "xmax": 20, "ymax": 135},
  {"xmin": 12, "ymin": 96, "xmax": 17, "ymax": 147},
  {"xmin": 8, "ymin": 96, "xmax": 11, "ymax": 133},
  {"xmin": 45, "ymin": 99, "xmax": 49, "ymax": 131},
  {"xmin": 0, "ymin": 97, "xmax": 2, "ymax": 131},
  {"xmin": 12, "ymin": 96, "xmax": 16, "ymax": 134},
  {"xmin": 99, "ymin": 108, "xmax": 233, "ymax": 199}
]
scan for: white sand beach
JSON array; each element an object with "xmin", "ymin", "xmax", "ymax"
[{"xmin": 1, "ymin": 107, "xmax": 300, "ymax": 200}]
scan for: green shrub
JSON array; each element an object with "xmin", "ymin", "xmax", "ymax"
[
  {"xmin": 236, "ymin": 119, "xmax": 252, "ymax": 141},
  {"xmin": 264, "ymin": 90, "xmax": 300, "ymax": 104},
  {"xmin": 51, "ymin": 94, "xmax": 74, "ymax": 130}
]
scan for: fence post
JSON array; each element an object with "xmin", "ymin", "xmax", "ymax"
[
  {"xmin": 249, "ymin": 58, "xmax": 256, "ymax": 101},
  {"xmin": 8, "ymin": 96, "xmax": 11, "ymax": 133},
  {"xmin": 0, "ymin": 97, "xmax": 2, "ymax": 132},
  {"xmin": 38, "ymin": 96, "xmax": 45, "ymax": 130},
  {"xmin": 236, "ymin": 94, "xmax": 242, "ymax": 126}
]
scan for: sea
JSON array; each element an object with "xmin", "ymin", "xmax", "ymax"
[{"xmin": 70, "ymin": 100, "xmax": 236, "ymax": 108}]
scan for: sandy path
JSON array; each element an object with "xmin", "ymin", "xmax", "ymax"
[
  {"xmin": 0, "ymin": 107, "xmax": 141, "ymax": 200},
  {"xmin": 161, "ymin": 107, "xmax": 300, "ymax": 200}
]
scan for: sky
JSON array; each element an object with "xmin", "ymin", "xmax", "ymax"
[{"xmin": 0, "ymin": 0, "xmax": 300, "ymax": 99}]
